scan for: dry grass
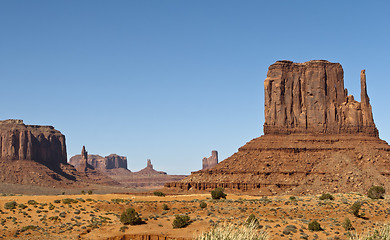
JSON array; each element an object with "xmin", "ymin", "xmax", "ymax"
[{"xmin": 197, "ymin": 221, "xmax": 269, "ymax": 240}]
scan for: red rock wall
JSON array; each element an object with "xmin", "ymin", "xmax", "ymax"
[
  {"xmin": 263, "ymin": 60, "xmax": 378, "ymax": 136},
  {"xmin": 202, "ymin": 150, "xmax": 218, "ymax": 170},
  {"xmin": 0, "ymin": 119, "xmax": 67, "ymax": 169}
]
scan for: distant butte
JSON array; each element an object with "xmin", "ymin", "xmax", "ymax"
[{"xmin": 166, "ymin": 60, "xmax": 390, "ymax": 195}]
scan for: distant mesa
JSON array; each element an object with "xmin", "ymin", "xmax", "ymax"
[
  {"xmin": 202, "ymin": 150, "xmax": 218, "ymax": 170},
  {"xmin": 69, "ymin": 147, "xmax": 128, "ymax": 172},
  {"xmin": 0, "ymin": 120, "xmax": 118, "ymax": 187},
  {"xmin": 166, "ymin": 60, "xmax": 390, "ymax": 195},
  {"xmin": 0, "ymin": 119, "xmax": 67, "ymax": 169}
]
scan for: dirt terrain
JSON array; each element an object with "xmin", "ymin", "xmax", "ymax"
[{"xmin": 0, "ymin": 192, "xmax": 388, "ymax": 240}]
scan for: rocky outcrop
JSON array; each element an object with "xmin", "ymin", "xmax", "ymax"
[
  {"xmin": 202, "ymin": 150, "xmax": 218, "ymax": 170},
  {"xmin": 137, "ymin": 159, "xmax": 166, "ymax": 175},
  {"xmin": 165, "ymin": 60, "xmax": 390, "ymax": 195},
  {"xmin": 69, "ymin": 151, "xmax": 127, "ymax": 171},
  {"xmin": 0, "ymin": 119, "xmax": 67, "ymax": 169},
  {"xmin": 263, "ymin": 60, "xmax": 378, "ymax": 136}
]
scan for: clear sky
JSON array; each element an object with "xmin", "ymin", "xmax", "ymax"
[{"xmin": 1, "ymin": 1, "xmax": 390, "ymax": 174}]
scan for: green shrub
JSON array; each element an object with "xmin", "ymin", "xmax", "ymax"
[
  {"xmin": 153, "ymin": 191, "xmax": 165, "ymax": 197},
  {"xmin": 48, "ymin": 203, "xmax": 55, "ymax": 210},
  {"xmin": 88, "ymin": 190, "xmax": 93, "ymax": 195},
  {"xmin": 199, "ymin": 202, "xmax": 207, "ymax": 209},
  {"xmin": 81, "ymin": 190, "xmax": 86, "ymax": 195},
  {"xmin": 27, "ymin": 200, "xmax": 38, "ymax": 205},
  {"xmin": 162, "ymin": 204, "xmax": 169, "ymax": 210},
  {"xmin": 342, "ymin": 217, "xmax": 353, "ymax": 231},
  {"xmin": 245, "ymin": 214, "xmax": 260, "ymax": 228},
  {"xmin": 172, "ymin": 214, "xmax": 190, "ymax": 229},
  {"xmin": 4, "ymin": 201, "xmax": 17, "ymax": 210},
  {"xmin": 18, "ymin": 204, "xmax": 27, "ymax": 209},
  {"xmin": 308, "ymin": 220, "xmax": 321, "ymax": 231},
  {"xmin": 119, "ymin": 225, "xmax": 128, "ymax": 232},
  {"xmin": 62, "ymin": 198, "xmax": 78, "ymax": 204},
  {"xmin": 319, "ymin": 193, "xmax": 334, "ymax": 200},
  {"xmin": 351, "ymin": 201, "xmax": 362, "ymax": 217},
  {"xmin": 289, "ymin": 196, "xmax": 297, "ymax": 201},
  {"xmin": 211, "ymin": 187, "xmax": 227, "ymax": 200},
  {"xmin": 367, "ymin": 186, "xmax": 385, "ymax": 199},
  {"xmin": 120, "ymin": 208, "xmax": 144, "ymax": 225},
  {"xmin": 197, "ymin": 222, "xmax": 268, "ymax": 240},
  {"xmin": 53, "ymin": 200, "xmax": 61, "ymax": 204}
]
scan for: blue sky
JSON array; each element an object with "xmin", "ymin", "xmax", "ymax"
[{"xmin": 1, "ymin": 1, "xmax": 390, "ymax": 174}]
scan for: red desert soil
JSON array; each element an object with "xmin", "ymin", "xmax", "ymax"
[{"xmin": 0, "ymin": 192, "xmax": 388, "ymax": 239}]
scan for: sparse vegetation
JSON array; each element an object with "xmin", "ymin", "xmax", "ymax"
[
  {"xmin": 319, "ymin": 193, "xmax": 334, "ymax": 200},
  {"xmin": 308, "ymin": 220, "xmax": 321, "ymax": 231},
  {"xmin": 120, "ymin": 208, "xmax": 144, "ymax": 225},
  {"xmin": 289, "ymin": 196, "xmax": 297, "ymax": 201},
  {"xmin": 245, "ymin": 214, "xmax": 260, "ymax": 229},
  {"xmin": 172, "ymin": 214, "xmax": 190, "ymax": 229},
  {"xmin": 342, "ymin": 217, "xmax": 353, "ymax": 231},
  {"xmin": 211, "ymin": 187, "xmax": 227, "ymax": 200},
  {"xmin": 197, "ymin": 222, "xmax": 269, "ymax": 240},
  {"xmin": 162, "ymin": 204, "xmax": 169, "ymax": 210},
  {"xmin": 88, "ymin": 190, "xmax": 93, "ymax": 195},
  {"xmin": 351, "ymin": 201, "xmax": 362, "ymax": 217},
  {"xmin": 367, "ymin": 185, "xmax": 385, "ymax": 199},
  {"xmin": 119, "ymin": 225, "xmax": 128, "ymax": 232},
  {"xmin": 4, "ymin": 201, "xmax": 17, "ymax": 210},
  {"xmin": 62, "ymin": 198, "xmax": 78, "ymax": 204},
  {"xmin": 153, "ymin": 191, "xmax": 165, "ymax": 197},
  {"xmin": 200, "ymin": 201, "xmax": 207, "ymax": 209},
  {"xmin": 349, "ymin": 223, "xmax": 390, "ymax": 240},
  {"xmin": 27, "ymin": 200, "xmax": 38, "ymax": 205}
]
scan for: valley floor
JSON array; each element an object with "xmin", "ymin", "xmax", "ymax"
[{"xmin": 0, "ymin": 192, "xmax": 388, "ymax": 239}]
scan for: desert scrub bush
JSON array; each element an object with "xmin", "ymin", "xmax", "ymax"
[
  {"xmin": 211, "ymin": 187, "xmax": 227, "ymax": 200},
  {"xmin": 349, "ymin": 223, "xmax": 390, "ymax": 240},
  {"xmin": 153, "ymin": 191, "xmax": 165, "ymax": 197},
  {"xmin": 172, "ymin": 214, "xmax": 191, "ymax": 229},
  {"xmin": 319, "ymin": 193, "xmax": 334, "ymax": 200},
  {"xmin": 120, "ymin": 208, "xmax": 144, "ymax": 225},
  {"xmin": 199, "ymin": 201, "xmax": 207, "ymax": 209},
  {"xmin": 119, "ymin": 225, "xmax": 128, "ymax": 232},
  {"xmin": 351, "ymin": 201, "xmax": 362, "ymax": 217},
  {"xmin": 88, "ymin": 190, "xmax": 93, "ymax": 195},
  {"xmin": 27, "ymin": 200, "xmax": 38, "ymax": 205},
  {"xmin": 367, "ymin": 185, "xmax": 385, "ymax": 199},
  {"xmin": 18, "ymin": 204, "xmax": 27, "ymax": 209},
  {"xmin": 162, "ymin": 204, "xmax": 169, "ymax": 210},
  {"xmin": 20, "ymin": 225, "xmax": 39, "ymax": 232},
  {"xmin": 197, "ymin": 221, "xmax": 268, "ymax": 240},
  {"xmin": 245, "ymin": 214, "xmax": 260, "ymax": 228},
  {"xmin": 62, "ymin": 198, "xmax": 78, "ymax": 204},
  {"xmin": 53, "ymin": 200, "xmax": 61, "ymax": 204},
  {"xmin": 308, "ymin": 220, "xmax": 321, "ymax": 231},
  {"xmin": 342, "ymin": 217, "xmax": 353, "ymax": 231},
  {"xmin": 289, "ymin": 196, "xmax": 297, "ymax": 201},
  {"xmin": 4, "ymin": 201, "xmax": 17, "ymax": 210}
]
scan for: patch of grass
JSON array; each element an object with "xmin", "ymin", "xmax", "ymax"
[{"xmin": 197, "ymin": 222, "xmax": 268, "ymax": 240}]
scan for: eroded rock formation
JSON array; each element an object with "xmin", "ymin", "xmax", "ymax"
[
  {"xmin": 69, "ymin": 150, "xmax": 127, "ymax": 171},
  {"xmin": 0, "ymin": 119, "xmax": 67, "ymax": 169},
  {"xmin": 202, "ymin": 151, "xmax": 218, "ymax": 170},
  {"xmin": 263, "ymin": 60, "xmax": 378, "ymax": 136},
  {"xmin": 165, "ymin": 60, "xmax": 390, "ymax": 195}
]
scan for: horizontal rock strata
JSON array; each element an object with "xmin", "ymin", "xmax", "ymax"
[{"xmin": 166, "ymin": 60, "xmax": 390, "ymax": 195}]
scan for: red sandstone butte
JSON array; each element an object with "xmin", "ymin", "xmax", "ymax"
[{"xmin": 165, "ymin": 60, "xmax": 390, "ymax": 195}]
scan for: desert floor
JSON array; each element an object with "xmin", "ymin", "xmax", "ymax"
[{"xmin": 0, "ymin": 191, "xmax": 388, "ymax": 240}]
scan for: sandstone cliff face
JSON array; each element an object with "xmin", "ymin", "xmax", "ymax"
[
  {"xmin": 166, "ymin": 60, "xmax": 390, "ymax": 195},
  {"xmin": 202, "ymin": 151, "xmax": 218, "ymax": 170},
  {"xmin": 69, "ymin": 151, "xmax": 127, "ymax": 171},
  {"xmin": 0, "ymin": 119, "xmax": 67, "ymax": 169},
  {"xmin": 263, "ymin": 60, "xmax": 377, "ymax": 136}
]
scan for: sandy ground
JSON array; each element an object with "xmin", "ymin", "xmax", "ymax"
[{"xmin": 0, "ymin": 192, "xmax": 388, "ymax": 239}]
